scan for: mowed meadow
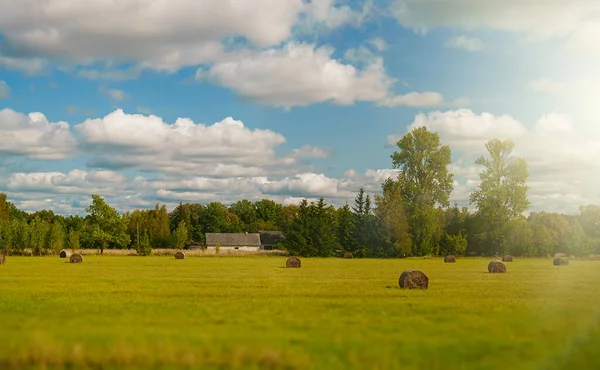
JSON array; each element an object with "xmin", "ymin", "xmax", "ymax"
[{"xmin": 1, "ymin": 256, "xmax": 599, "ymax": 370}]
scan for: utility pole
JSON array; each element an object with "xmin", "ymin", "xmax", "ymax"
[{"xmin": 137, "ymin": 222, "xmax": 140, "ymax": 246}]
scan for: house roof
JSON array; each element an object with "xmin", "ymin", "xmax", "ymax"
[
  {"xmin": 205, "ymin": 233, "xmax": 261, "ymax": 246},
  {"xmin": 258, "ymin": 230, "xmax": 285, "ymax": 245}
]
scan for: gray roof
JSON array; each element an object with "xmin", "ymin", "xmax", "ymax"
[
  {"xmin": 205, "ymin": 233, "xmax": 261, "ymax": 247},
  {"xmin": 259, "ymin": 230, "xmax": 285, "ymax": 246}
]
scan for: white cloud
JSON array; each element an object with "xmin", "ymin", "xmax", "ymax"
[
  {"xmin": 107, "ymin": 89, "xmax": 129, "ymax": 101},
  {"xmin": 391, "ymin": 0, "xmax": 600, "ymax": 58},
  {"xmin": 369, "ymin": 37, "xmax": 388, "ymax": 51},
  {"xmin": 445, "ymin": 36, "xmax": 485, "ymax": 52},
  {"xmin": 0, "ymin": 80, "xmax": 9, "ymax": 98},
  {"xmin": 204, "ymin": 42, "xmax": 395, "ymax": 108},
  {"xmin": 76, "ymin": 66, "xmax": 142, "ymax": 81},
  {"xmin": 8, "ymin": 169, "xmax": 125, "ymax": 194},
  {"xmin": 391, "ymin": 0, "xmax": 600, "ymax": 39},
  {"xmin": 379, "ymin": 91, "xmax": 446, "ymax": 107},
  {"xmin": 528, "ymin": 78, "xmax": 567, "ymax": 95},
  {"xmin": 388, "ymin": 109, "xmax": 600, "ymax": 213},
  {"xmin": 0, "ymin": 0, "xmax": 373, "ymax": 73},
  {"xmin": 0, "ymin": 56, "xmax": 47, "ymax": 75},
  {"xmin": 1, "ymin": 166, "xmax": 395, "ymax": 214},
  {"xmin": 0, "ymin": 108, "xmax": 76, "ymax": 159},
  {"xmin": 74, "ymin": 109, "xmax": 321, "ymax": 175},
  {"xmin": 301, "ymin": 0, "xmax": 373, "ymax": 30}
]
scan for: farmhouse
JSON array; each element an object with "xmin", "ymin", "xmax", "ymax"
[
  {"xmin": 204, "ymin": 233, "xmax": 261, "ymax": 251},
  {"xmin": 258, "ymin": 230, "xmax": 284, "ymax": 250}
]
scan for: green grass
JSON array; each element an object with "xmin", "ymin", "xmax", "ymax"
[{"xmin": 0, "ymin": 256, "xmax": 599, "ymax": 370}]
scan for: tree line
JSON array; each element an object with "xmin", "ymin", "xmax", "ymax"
[{"xmin": 1, "ymin": 127, "xmax": 599, "ymax": 258}]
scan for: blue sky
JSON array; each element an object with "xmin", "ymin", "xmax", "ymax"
[{"xmin": 0, "ymin": 0, "xmax": 599, "ymax": 215}]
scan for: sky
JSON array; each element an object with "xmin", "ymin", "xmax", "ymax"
[{"xmin": 0, "ymin": 0, "xmax": 599, "ymax": 215}]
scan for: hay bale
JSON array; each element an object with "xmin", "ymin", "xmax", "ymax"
[
  {"xmin": 553, "ymin": 257, "xmax": 569, "ymax": 266},
  {"xmin": 488, "ymin": 260, "xmax": 506, "ymax": 273},
  {"xmin": 399, "ymin": 269, "xmax": 429, "ymax": 289},
  {"xmin": 69, "ymin": 253, "xmax": 83, "ymax": 264},
  {"xmin": 0, "ymin": 253, "xmax": 5, "ymax": 265},
  {"xmin": 343, "ymin": 252, "xmax": 353, "ymax": 259},
  {"xmin": 174, "ymin": 251, "xmax": 186, "ymax": 260},
  {"xmin": 502, "ymin": 255, "xmax": 514, "ymax": 262},
  {"xmin": 444, "ymin": 255, "xmax": 456, "ymax": 263},
  {"xmin": 59, "ymin": 250, "xmax": 71, "ymax": 258},
  {"xmin": 286, "ymin": 257, "xmax": 301, "ymax": 268}
]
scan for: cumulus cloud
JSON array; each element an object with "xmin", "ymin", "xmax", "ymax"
[
  {"xmin": 74, "ymin": 109, "xmax": 328, "ymax": 176},
  {"xmin": 0, "ymin": 0, "xmax": 374, "ymax": 73},
  {"xmin": 388, "ymin": 109, "xmax": 600, "ymax": 213},
  {"xmin": 8, "ymin": 169, "xmax": 125, "ymax": 194},
  {"xmin": 0, "ymin": 0, "xmax": 305, "ymax": 69},
  {"xmin": 0, "ymin": 108, "xmax": 76, "ymax": 159},
  {"xmin": 203, "ymin": 43, "xmax": 394, "ymax": 108},
  {"xmin": 445, "ymin": 36, "xmax": 485, "ymax": 52},
  {"xmin": 201, "ymin": 42, "xmax": 447, "ymax": 109},
  {"xmin": 379, "ymin": 92, "xmax": 446, "ymax": 107},
  {"xmin": 0, "ymin": 80, "xmax": 9, "ymax": 98}
]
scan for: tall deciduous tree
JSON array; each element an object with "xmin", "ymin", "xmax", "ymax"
[
  {"xmin": 173, "ymin": 221, "xmax": 188, "ymax": 250},
  {"xmin": 84, "ymin": 194, "xmax": 130, "ymax": 254},
  {"xmin": 470, "ymin": 139, "xmax": 529, "ymax": 255},
  {"xmin": 391, "ymin": 126, "xmax": 453, "ymax": 256}
]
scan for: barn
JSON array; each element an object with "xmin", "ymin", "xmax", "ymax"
[
  {"xmin": 259, "ymin": 230, "xmax": 285, "ymax": 250},
  {"xmin": 204, "ymin": 233, "xmax": 261, "ymax": 251}
]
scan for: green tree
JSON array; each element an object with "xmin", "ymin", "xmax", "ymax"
[
  {"xmin": 374, "ymin": 179, "xmax": 412, "ymax": 257},
  {"xmin": 173, "ymin": 221, "xmax": 188, "ymax": 250},
  {"xmin": 67, "ymin": 229, "xmax": 80, "ymax": 251},
  {"xmin": 391, "ymin": 126, "xmax": 454, "ymax": 256},
  {"xmin": 336, "ymin": 203, "xmax": 355, "ymax": 252},
  {"xmin": 48, "ymin": 222, "xmax": 65, "ymax": 254},
  {"xmin": 229, "ymin": 199, "xmax": 258, "ymax": 231},
  {"xmin": 84, "ymin": 194, "xmax": 130, "ymax": 254},
  {"xmin": 136, "ymin": 230, "xmax": 152, "ymax": 256},
  {"xmin": 470, "ymin": 139, "xmax": 530, "ymax": 256},
  {"xmin": 29, "ymin": 217, "xmax": 50, "ymax": 256}
]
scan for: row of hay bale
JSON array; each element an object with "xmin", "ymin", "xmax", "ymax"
[
  {"xmin": 400, "ymin": 254, "xmax": 572, "ymax": 290},
  {"xmin": 444, "ymin": 254, "xmax": 514, "ymax": 263}
]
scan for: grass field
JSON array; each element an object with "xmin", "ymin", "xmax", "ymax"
[{"xmin": 0, "ymin": 256, "xmax": 599, "ymax": 370}]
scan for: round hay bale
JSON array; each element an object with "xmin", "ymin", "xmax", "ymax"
[
  {"xmin": 502, "ymin": 255, "xmax": 514, "ymax": 262},
  {"xmin": 553, "ymin": 257, "xmax": 569, "ymax": 266},
  {"xmin": 444, "ymin": 255, "xmax": 456, "ymax": 263},
  {"xmin": 398, "ymin": 269, "xmax": 429, "ymax": 289},
  {"xmin": 488, "ymin": 260, "xmax": 506, "ymax": 273},
  {"xmin": 174, "ymin": 251, "xmax": 186, "ymax": 260},
  {"xmin": 69, "ymin": 253, "xmax": 83, "ymax": 264},
  {"xmin": 59, "ymin": 250, "xmax": 71, "ymax": 258},
  {"xmin": 343, "ymin": 252, "xmax": 353, "ymax": 259},
  {"xmin": 286, "ymin": 257, "xmax": 301, "ymax": 268}
]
